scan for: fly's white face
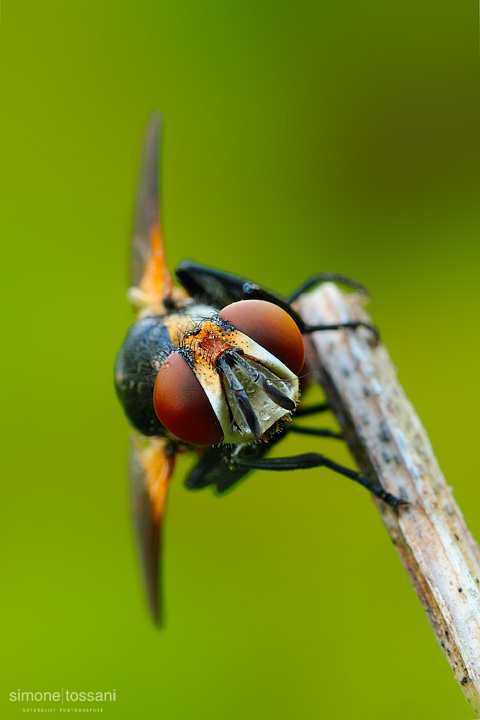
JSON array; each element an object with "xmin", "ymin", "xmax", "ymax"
[
  {"xmin": 185, "ymin": 322, "xmax": 300, "ymax": 444},
  {"xmin": 153, "ymin": 300, "xmax": 305, "ymax": 447}
]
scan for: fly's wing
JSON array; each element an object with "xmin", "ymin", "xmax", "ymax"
[
  {"xmin": 176, "ymin": 259, "xmax": 254, "ymax": 308},
  {"xmin": 129, "ymin": 434, "xmax": 175, "ymax": 625},
  {"xmin": 185, "ymin": 427, "xmax": 288, "ymax": 493},
  {"xmin": 130, "ymin": 112, "xmax": 174, "ymax": 304}
]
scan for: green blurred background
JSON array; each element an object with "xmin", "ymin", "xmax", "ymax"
[{"xmin": 2, "ymin": 1, "xmax": 480, "ymax": 718}]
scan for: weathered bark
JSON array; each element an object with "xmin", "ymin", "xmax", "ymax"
[{"xmin": 297, "ymin": 283, "xmax": 480, "ymax": 715}]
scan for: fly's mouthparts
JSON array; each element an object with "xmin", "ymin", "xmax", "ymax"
[
  {"xmin": 217, "ymin": 349, "xmax": 298, "ymax": 441},
  {"xmin": 217, "ymin": 354, "xmax": 262, "ymax": 438},
  {"xmin": 228, "ymin": 351, "xmax": 296, "ymax": 412}
]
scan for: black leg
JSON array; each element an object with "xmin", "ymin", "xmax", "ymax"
[
  {"xmin": 176, "ymin": 264, "xmax": 370, "ymax": 311},
  {"xmin": 288, "ymin": 273, "xmax": 369, "ymax": 303},
  {"xmin": 230, "ymin": 453, "xmax": 407, "ymax": 510},
  {"xmin": 294, "ymin": 403, "xmax": 330, "ymax": 417},
  {"xmin": 303, "ymin": 320, "xmax": 379, "ymax": 341},
  {"xmin": 176, "ymin": 263, "xmax": 376, "ymax": 342},
  {"xmin": 242, "ymin": 282, "xmax": 306, "ymax": 329},
  {"xmin": 241, "ymin": 282, "xmax": 379, "ymax": 341},
  {"xmin": 289, "ymin": 426, "xmax": 343, "ymax": 440}
]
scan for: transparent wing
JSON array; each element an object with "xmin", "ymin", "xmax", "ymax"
[
  {"xmin": 129, "ymin": 433, "xmax": 175, "ymax": 625},
  {"xmin": 130, "ymin": 112, "xmax": 174, "ymax": 302}
]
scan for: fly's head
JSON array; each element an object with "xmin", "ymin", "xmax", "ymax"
[{"xmin": 153, "ymin": 300, "xmax": 305, "ymax": 446}]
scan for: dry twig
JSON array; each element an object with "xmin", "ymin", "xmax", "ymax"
[{"xmin": 297, "ymin": 283, "xmax": 480, "ymax": 715}]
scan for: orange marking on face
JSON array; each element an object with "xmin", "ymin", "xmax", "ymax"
[
  {"xmin": 199, "ymin": 335, "xmax": 232, "ymax": 364},
  {"xmin": 139, "ymin": 221, "xmax": 174, "ymax": 301},
  {"xmin": 183, "ymin": 320, "xmax": 235, "ymax": 366}
]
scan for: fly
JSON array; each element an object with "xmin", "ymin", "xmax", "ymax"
[{"xmin": 114, "ymin": 113, "xmax": 404, "ymax": 625}]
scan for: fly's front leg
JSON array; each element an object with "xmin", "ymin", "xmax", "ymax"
[
  {"xmin": 294, "ymin": 403, "xmax": 329, "ymax": 417},
  {"xmin": 288, "ymin": 426, "xmax": 343, "ymax": 440},
  {"xmin": 288, "ymin": 273, "xmax": 370, "ymax": 303},
  {"xmin": 242, "ymin": 282, "xmax": 379, "ymax": 340},
  {"xmin": 303, "ymin": 320, "xmax": 380, "ymax": 342},
  {"xmin": 242, "ymin": 282, "xmax": 306, "ymax": 328}
]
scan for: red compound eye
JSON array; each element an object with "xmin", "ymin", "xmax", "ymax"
[
  {"xmin": 219, "ymin": 299, "xmax": 305, "ymax": 375},
  {"xmin": 153, "ymin": 353, "xmax": 223, "ymax": 446}
]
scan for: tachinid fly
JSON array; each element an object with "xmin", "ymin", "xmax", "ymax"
[{"xmin": 115, "ymin": 114, "xmax": 403, "ymax": 625}]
